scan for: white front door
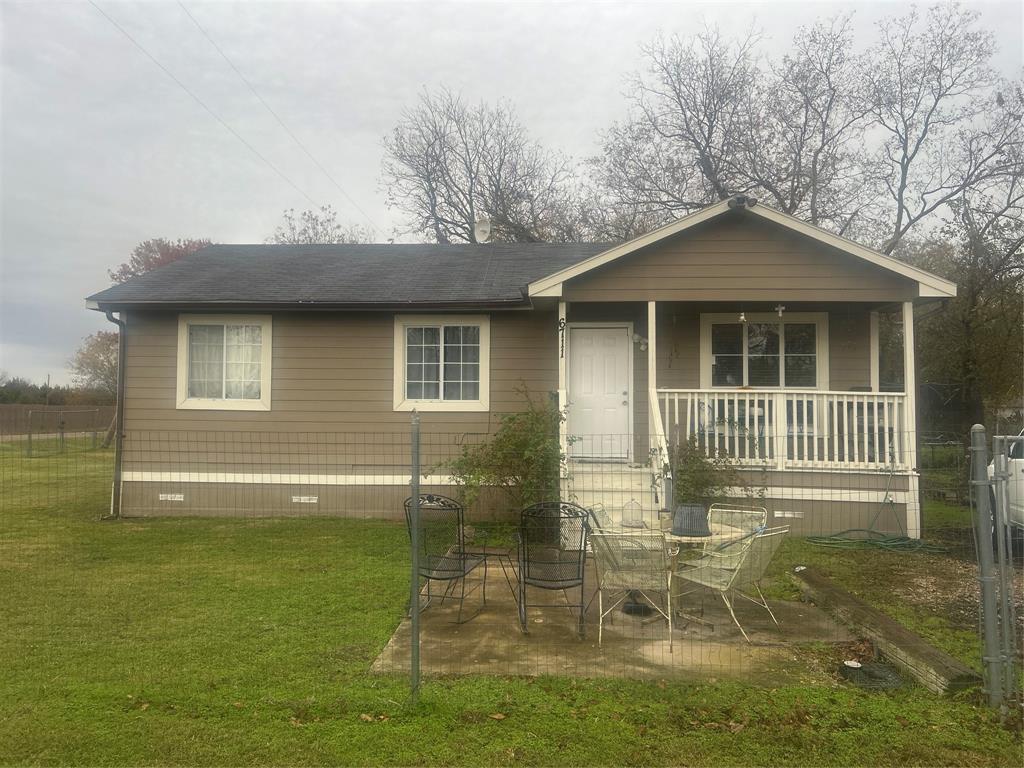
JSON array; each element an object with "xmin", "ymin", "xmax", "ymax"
[{"xmin": 567, "ymin": 325, "xmax": 631, "ymax": 459}]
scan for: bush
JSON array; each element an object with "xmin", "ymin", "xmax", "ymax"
[
  {"xmin": 443, "ymin": 388, "xmax": 563, "ymax": 511},
  {"xmin": 671, "ymin": 438, "xmax": 765, "ymax": 507}
]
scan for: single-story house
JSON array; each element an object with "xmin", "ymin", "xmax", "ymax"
[{"xmin": 86, "ymin": 196, "xmax": 956, "ymax": 534}]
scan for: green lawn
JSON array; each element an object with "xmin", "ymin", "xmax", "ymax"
[{"xmin": 1, "ymin": 446, "xmax": 1020, "ymax": 766}]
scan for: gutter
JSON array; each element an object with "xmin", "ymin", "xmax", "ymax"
[{"xmin": 104, "ymin": 310, "xmax": 127, "ymax": 519}]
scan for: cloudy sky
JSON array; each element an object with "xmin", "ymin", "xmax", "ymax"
[{"xmin": 1, "ymin": 0, "xmax": 1021, "ymax": 384}]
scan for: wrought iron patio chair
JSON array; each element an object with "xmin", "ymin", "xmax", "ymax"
[
  {"xmin": 589, "ymin": 531, "xmax": 673, "ymax": 649},
  {"xmin": 404, "ymin": 494, "xmax": 487, "ymax": 624},
  {"xmin": 515, "ymin": 501, "xmax": 591, "ymax": 637},
  {"xmin": 673, "ymin": 526, "xmax": 790, "ymax": 642}
]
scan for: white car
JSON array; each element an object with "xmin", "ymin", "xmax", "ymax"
[{"xmin": 988, "ymin": 429, "xmax": 1024, "ymax": 547}]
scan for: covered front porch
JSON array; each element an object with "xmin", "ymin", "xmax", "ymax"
[{"xmin": 554, "ymin": 299, "xmax": 920, "ymax": 535}]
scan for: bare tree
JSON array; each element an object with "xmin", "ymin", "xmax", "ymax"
[
  {"xmin": 595, "ymin": 28, "xmax": 760, "ymax": 226},
  {"xmin": 740, "ymin": 16, "xmax": 874, "ymax": 232},
  {"xmin": 382, "ymin": 89, "xmax": 580, "ymax": 243},
  {"xmin": 268, "ymin": 205, "xmax": 372, "ymax": 244},
  {"xmin": 865, "ymin": 3, "xmax": 1021, "ymax": 253},
  {"xmin": 909, "ymin": 170, "xmax": 1023, "ymax": 429}
]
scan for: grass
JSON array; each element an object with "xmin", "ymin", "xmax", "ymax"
[{"xmin": 1, "ymin": 447, "xmax": 1020, "ymax": 766}]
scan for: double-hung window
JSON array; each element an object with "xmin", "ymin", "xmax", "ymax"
[
  {"xmin": 176, "ymin": 315, "xmax": 272, "ymax": 410},
  {"xmin": 700, "ymin": 313, "xmax": 828, "ymax": 389},
  {"xmin": 394, "ymin": 316, "xmax": 490, "ymax": 411}
]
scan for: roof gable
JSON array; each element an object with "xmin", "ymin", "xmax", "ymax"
[{"xmin": 528, "ymin": 199, "xmax": 957, "ymax": 299}]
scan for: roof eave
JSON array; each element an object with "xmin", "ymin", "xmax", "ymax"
[{"xmin": 85, "ymin": 298, "xmax": 536, "ymax": 313}]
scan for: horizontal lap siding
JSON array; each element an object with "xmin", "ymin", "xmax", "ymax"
[
  {"xmin": 562, "ymin": 216, "xmax": 918, "ymax": 302},
  {"xmin": 654, "ymin": 302, "xmax": 872, "ymax": 391},
  {"xmin": 122, "ymin": 310, "xmax": 558, "ymax": 481}
]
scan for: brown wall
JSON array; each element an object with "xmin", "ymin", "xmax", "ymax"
[
  {"xmin": 562, "ymin": 214, "xmax": 918, "ymax": 303},
  {"xmin": 654, "ymin": 302, "xmax": 874, "ymax": 391},
  {"xmin": 123, "ymin": 309, "xmax": 558, "ymax": 435}
]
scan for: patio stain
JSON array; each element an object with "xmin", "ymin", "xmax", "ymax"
[{"xmin": 372, "ymin": 553, "xmax": 852, "ymax": 685}]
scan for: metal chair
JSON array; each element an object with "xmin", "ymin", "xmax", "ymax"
[
  {"xmin": 590, "ymin": 531, "xmax": 673, "ymax": 649},
  {"xmin": 676, "ymin": 503, "xmax": 768, "ymax": 569},
  {"xmin": 674, "ymin": 526, "xmax": 790, "ymax": 642},
  {"xmin": 515, "ymin": 501, "xmax": 591, "ymax": 637},
  {"xmin": 404, "ymin": 494, "xmax": 487, "ymax": 624}
]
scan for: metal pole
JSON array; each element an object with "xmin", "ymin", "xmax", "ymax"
[
  {"xmin": 409, "ymin": 410, "xmax": 421, "ymax": 705},
  {"xmin": 26, "ymin": 411, "xmax": 32, "ymax": 458},
  {"xmin": 969, "ymin": 425, "xmax": 1003, "ymax": 708},
  {"xmin": 991, "ymin": 436, "xmax": 1017, "ymax": 705}
]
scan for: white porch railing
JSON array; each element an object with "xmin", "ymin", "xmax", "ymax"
[{"xmin": 657, "ymin": 389, "xmax": 911, "ymax": 472}]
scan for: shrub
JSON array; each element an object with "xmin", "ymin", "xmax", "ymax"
[
  {"xmin": 443, "ymin": 388, "xmax": 563, "ymax": 511},
  {"xmin": 671, "ymin": 437, "xmax": 765, "ymax": 507}
]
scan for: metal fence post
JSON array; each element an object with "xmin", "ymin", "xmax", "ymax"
[
  {"xmin": 409, "ymin": 410, "xmax": 421, "ymax": 705},
  {"xmin": 969, "ymin": 424, "xmax": 1003, "ymax": 708},
  {"xmin": 991, "ymin": 436, "xmax": 1018, "ymax": 705}
]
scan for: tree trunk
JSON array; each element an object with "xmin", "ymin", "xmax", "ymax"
[{"xmin": 101, "ymin": 412, "xmax": 117, "ymax": 450}]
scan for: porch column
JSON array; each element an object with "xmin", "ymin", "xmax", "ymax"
[
  {"xmin": 647, "ymin": 301, "xmax": 657, "ymax": 442},
  {"xmin": 902, "ymin": 300, "xmax": 921, "ymax": 537},
  {"xmin": 869, "ymin": 310, "xmax": 880, "ymax": 392},
  {"xmin": 558, "ymin": 300, "xmax": 568, "ymax": 475}
]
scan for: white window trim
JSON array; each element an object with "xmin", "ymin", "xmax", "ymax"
[
  {"xmin": 176, "ymin": 314, "xmax": 273, "ymax": 411},
  {"xmin": 393, "ymin": 315, "xmax": 490, "ymax": 412},
  {"xmin": 699, "ymin": 312, "xmax": 829, "ymax": 390}
]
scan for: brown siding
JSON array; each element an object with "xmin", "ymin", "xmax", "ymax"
[
  {"xmin": 562, "ymin": 215, "xmax": 918, "ymax": 302},
  {"xmin": 653, "ymin": 302, "xmax": 873, "ymax": 391},
  {"xmin": 123, "ymin": 309, "xmax": 557, "ymax": 434}
]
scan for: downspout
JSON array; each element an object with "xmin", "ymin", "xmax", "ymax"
[{"xmin": 104, "ymin": 310, "xmax": 127, "ymax": 519}]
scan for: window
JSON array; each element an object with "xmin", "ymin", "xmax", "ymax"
[
  {"xmin": 176, "ymin": 315, "xmax": 272, "ymax": 410},
  {"xmin": 701, "ymin": 313, "xmax": 828, "ymax": 389},
  {"xmin": 394, "ymin": 316, "xmax": 490, "ymax": 411}
]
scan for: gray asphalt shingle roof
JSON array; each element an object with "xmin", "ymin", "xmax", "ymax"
[{"xmin": 86, "ymin": 243, "xmax": 611, "ymax": 309}]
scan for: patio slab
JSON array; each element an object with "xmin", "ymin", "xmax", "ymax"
[{"xmin": 372, "ymin": 551, "xmax": 854, "ymax": 683}]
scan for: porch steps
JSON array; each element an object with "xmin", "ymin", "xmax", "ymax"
[{"xmin": 563, "ymin": 461, "xmax": 662, "ymax": 528}]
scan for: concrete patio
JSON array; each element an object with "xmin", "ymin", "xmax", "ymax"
[{"xmin": 372, "ymin": 549, "xmax": 854, "ymax": 682}]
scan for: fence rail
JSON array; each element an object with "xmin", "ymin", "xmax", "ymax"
[{"xmin": 658, "ymin": 388, "xmax": 910, "ymax": 471}]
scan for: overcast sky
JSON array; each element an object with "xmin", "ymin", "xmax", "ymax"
[{"xmin": 1, "ymin": 0, "xmax": 1021, "ymax": 384}]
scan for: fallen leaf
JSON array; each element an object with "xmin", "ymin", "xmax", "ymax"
[
  {"xmin": 139, "ymin": 703, "xmax": 150, "ymax": 711},
  {"xmin": 233, "ymin": 702, "xmax": 244, "ymax": 709},
  {"xmin": 488, "ymin": 713, "xmax": 506, "ymax": 721},
  {"xmin": 359, "ymin": 713, "xmax": 374, "ymax": 722}
]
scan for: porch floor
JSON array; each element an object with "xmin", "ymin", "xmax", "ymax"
[{"xmin": 372, "ymin": 549, "xmax": 853, "ymax": 683}]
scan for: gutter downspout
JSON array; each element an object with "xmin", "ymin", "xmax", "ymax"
[{"xmin": 104, "ymin": 310, "xmax": 126, "ymax": 519}]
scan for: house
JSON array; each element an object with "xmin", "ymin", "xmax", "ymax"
[{"xmin": 86, "ymin": 197, "xmax": 956, "ymax": 534}]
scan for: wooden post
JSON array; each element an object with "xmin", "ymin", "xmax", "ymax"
[
  {"xmin": 902, "ymin": 301, "xmax": 920, "ymax": 537},
  {"xmin": 869, "ymin": 310, "xmax": 880, "ymax": 392},
  {"xmin": 647, "ymin": 300, "xmax": 657, "ymax": 450}
]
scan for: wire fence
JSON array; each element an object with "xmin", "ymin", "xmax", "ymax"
[{"xmin": 1, "ymin": 419, "xmax": 1020, "ymax": 709}]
